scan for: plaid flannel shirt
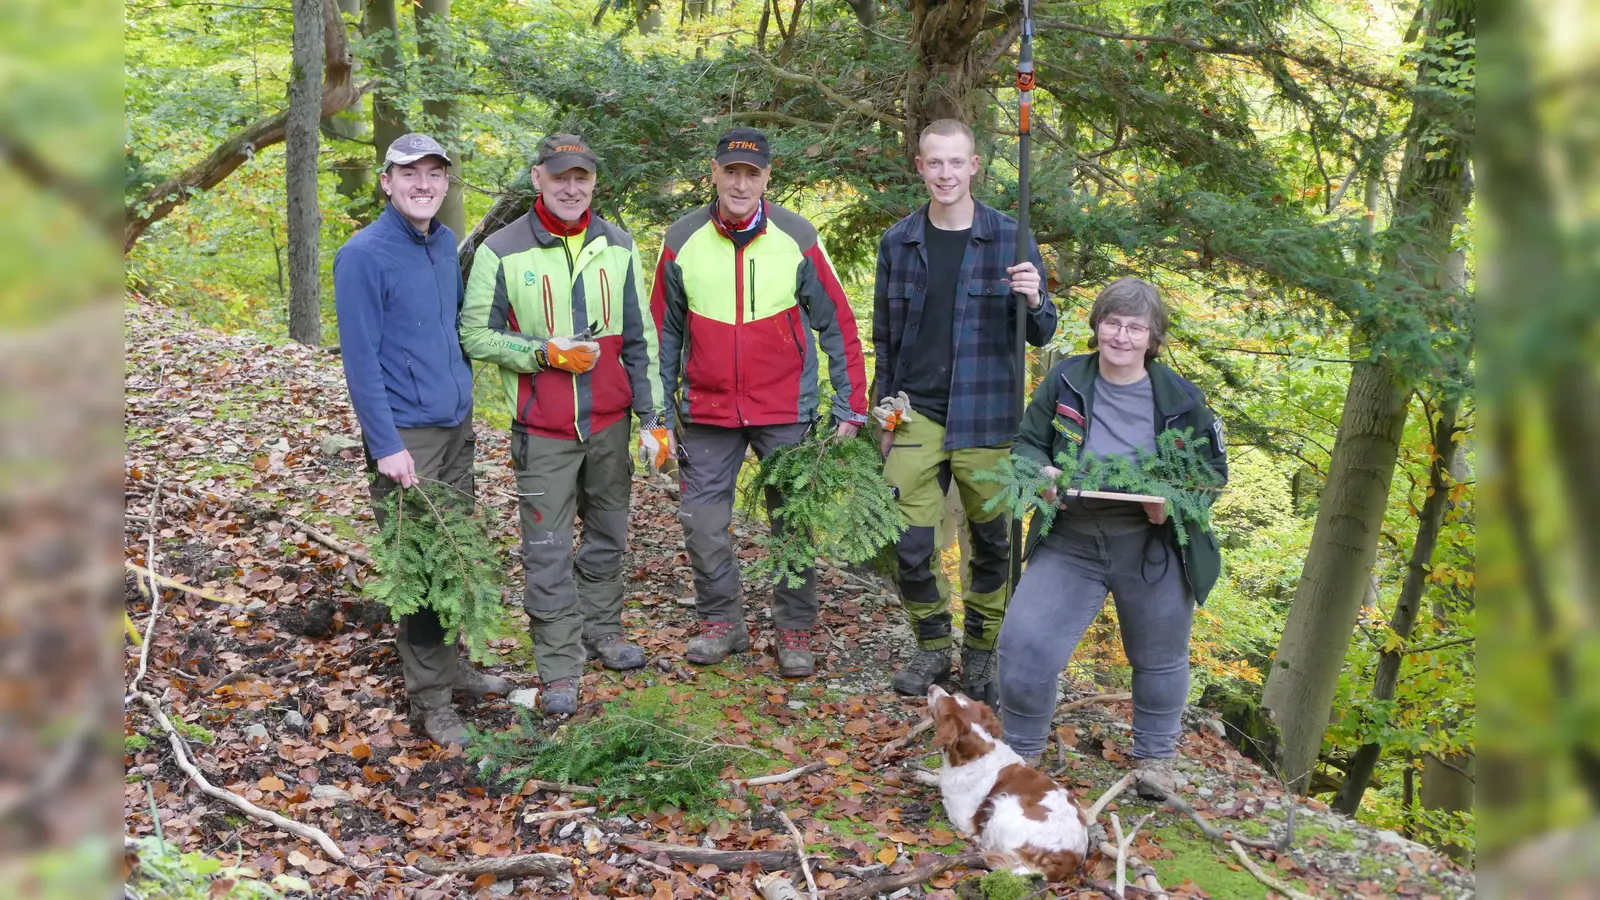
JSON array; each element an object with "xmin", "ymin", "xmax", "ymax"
[{"xmin": 872, "ymin": 200, "xmax": 1058, "ymax": 451}]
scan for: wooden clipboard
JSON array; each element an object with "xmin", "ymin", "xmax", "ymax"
[{"xmin": 1061, "ymin": 488, "xmax": 1167, "ymax": 505}]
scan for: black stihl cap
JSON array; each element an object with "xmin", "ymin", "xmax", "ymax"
[{"xmin": 714, "ymin": 127, "xmax": 771, "ymax": 169}]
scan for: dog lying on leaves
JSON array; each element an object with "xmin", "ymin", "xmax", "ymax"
[{"xmin": 928, "ymin": 685, "xmax": 1090, "ymax": 881}]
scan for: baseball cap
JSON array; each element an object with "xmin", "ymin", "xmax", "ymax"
[
  {"xmin": 714, "ymin": 127, "xmax": 771, "ymax": 169},
  {"xmin": 537, "ymin": 133, "xmax": 598, "ymax": 173},
  {"xmin": 383, "ymin": 133, "xmax": 452, "ymax": 169}
]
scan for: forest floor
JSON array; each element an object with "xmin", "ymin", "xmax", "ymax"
[{"xmin": 122, "ymin": 295, "xmax": 1474, "ymax": 899}]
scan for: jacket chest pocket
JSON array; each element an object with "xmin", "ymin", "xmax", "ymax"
[
  {"xmin": 1052, "ymin": 401, "xmax": 1086, "ymax": 448},
  {"xmin": 967, "ymin": 280, "xmax": 1010, "ymax": 337}
]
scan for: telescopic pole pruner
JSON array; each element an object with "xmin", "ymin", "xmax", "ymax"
[{"xmin": 1009, "ymin": 0, "xmax": 1036, "ymax": 591}]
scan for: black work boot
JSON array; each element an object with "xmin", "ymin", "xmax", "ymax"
[
  {"xmin": 892, "ymin": 648, "xmax": 952, "ymax": 696},
  {"xmin": 960, "ymin": 647, "xmax": 999, "ymax": 706},
  {"xmin": 538, "ymin": 678, "xmax": 579, "ymax": 715},
  {"xmin": 584, "ymin": 633, "xmax": 647, "ymax": 670},
  {"xmin": 686, "ymin": 621, "xmax": 751, "ymax": 665},
  {"xmin": 453, "ymin": 658, "xmax": 512, "ymax": 699}
]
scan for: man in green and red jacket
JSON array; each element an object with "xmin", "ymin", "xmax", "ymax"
[
  {"xmin": 461, "ymin": 134, "xmax": 667, "ymax": 715},
  {"xmin": 652, "ymin": 127, "xmax": 869, "ymax": 678}
]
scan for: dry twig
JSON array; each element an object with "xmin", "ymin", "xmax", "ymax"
[
  {"xmin": 745, "ymin": 761, "xmax": 826, "ymax": 787},
  {"xmin": 1058, "ymin": 691, "xmax": 1133, "ymax": 714},
  {"xmin": 522, "ymin": 805, "xmax": 595, "ymax": 824},
  {"xmin": 125, "ymin": 562, "xmax": 247, "ymax": 607},
  {"xmin": 522, "ymin": 779, "xmax": 597, "ymax": 795},
  {"xmin": 1140, "ymin": 781, "xmax": 1278, "ymax": 851},
  {"xmin": 775, "ymin": 810, "xmax": 818, "ymax": 900},
  {"xmin": 414, "ymin": 851, "xmax": 572, "ymax": 880},
  {"xmin": 826, "ymin": 850, "xmax": 986, "ymax": 900},
  {"xmin": 618, "ymin": 837, "xmax": 798, "ymax": 870},
  {"xmin": 135, "ymin": 691, "xmax": 344, "ymax": 859},
  {"xmin": 1087, "ymin": 771, "xmax": 1137, "ymax": 822},
  {"xmin": 1229, "ymin": 839, "xmax": 1315, "ymax": 900},
  {"xmin": 877, "ymin": 717, "xmax": 934, "ymax": 759},
  {"xmin": 129, "ymin": 478, "xmax": 163, "ymax": 696}
]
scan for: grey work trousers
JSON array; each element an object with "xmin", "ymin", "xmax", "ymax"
[
  {"xmin": 512, "ymin": 420, "xmax": 633, "ymax": 683},
  {"xmin": 677, "ymin": 421, "xmax": 816, "ymax": 630},
  {"xmin": 365, "ymin": 418, "xmax": 476, "ymax": 709},
  {"xmin": 997, "ymin": 524, "xmax": 1195, "ymax": 759}
]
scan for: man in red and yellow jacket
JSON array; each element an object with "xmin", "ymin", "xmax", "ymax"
[
  {"xmin": 461, "ymin": 134, "xmax": 667, "ymax": 714},
  {"xmin": 652, "ymin": 127, "xmax": 869, "ymax": 678}
]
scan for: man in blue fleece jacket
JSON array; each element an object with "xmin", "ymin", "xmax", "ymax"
[{"xmin": 333, "ymin": 133, "xmax": 509, "ymax": 747}]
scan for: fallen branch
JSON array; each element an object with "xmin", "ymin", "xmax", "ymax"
[
  {"xmin": 414, "ymin": 851, "xmax": 572, "ymax": 880},
  {"xmin": 1087, "ymin": 771, "xmax": 1137, "ymax": 822},
  {"xmin": 205, "ymin": 659, "xmax": 300, "ymax": 694},
  {"xmin": 618, "ymin": 837, "xmax": 798, "ymax": 870},
  {"xmin": 756, "ymin": 873, "xmax": 804, "ymax": 900},
  {"xmin": 1228, "ymin": 839, "xmax": 1314, "ymax": 900},
  {"xmin": 877, "ymin": 717, "xmax": 933, "ymax": 759},
  {"xmin": 1058, "ymin": 692, "xmax": 1133, "ymax": 715},
  {"xmin": 522, "ymin": 779, "xmax": 597, "ymax": 795},
  {"xmin": 125, "ymin": 562, "xmax": 247, "ymax": 607},
  {"xmin": 745, "ymin": 761, "xmax": 827, "ymax": 787},
  {"xmin": 522, "ymin": 806, "xmax": 595, "ymax": 824},
  {"xmin": 826, "ymin": 850, "xmax": 986, "ymax": 900},
  {"xmin": 129, "ymin": 478, "xmax": 163, "ymax": 696},
  {"xmin": 1140, "ymin": 782, "xmax": 1278, "ymax": 851},
  {"xmin": 135, "ymin": 691, "xmax": 344, "ymax": 860},
  {"xmin": 776, "ymin": 810, "xmax": 818, "ymax": 900},
  {"xmin": 1112, "ymin": 811, "xmax": 1157, "ymax": 899},
  {"xmin": 130, "ymin": 477, "xmax": 372, "ymax": 565},
  {"xmin": 1097, "ymin": 840, "xmax": 1166, "ymax": 899}
]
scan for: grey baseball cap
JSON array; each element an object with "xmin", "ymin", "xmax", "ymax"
[{"xmin": 384, "ymin": 133, "xmax": 452, "ymax": 169}]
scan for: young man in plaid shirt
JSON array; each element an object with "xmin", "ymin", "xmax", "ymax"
[{"xmin": 871, "ymin": 119, "xmax": 1057, "ymax": 702}]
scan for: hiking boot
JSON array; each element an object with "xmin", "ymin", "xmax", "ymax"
[
  {"xmin": 775, "ymin": 629, "xmax": 815, "ymax": 678},
  {"xmin": 584, "ymin": 633, "xmax": 647, "ymax": 671},
  {"xmin": 892, "ymin": 649, "xmax": 952, "ymax": 696},
  {"xmin": 686, "ymin": 621, "xmax": 750, "ymax": 665},
  {"xmin": 413, "ymin": 700, "xmax": 471, "ymax": 748},
  {"xmin": 538, "ymin": 678, "xmax": 579, "ymax": 715},
  {"xmin": 960, "ymin": 647, "xmax": 999, "ymax": 706},
  {"xmin": 453, "ymin": 659, "xmax": 512, "ymax": 699},
  {"xmin": 1133, "ymin": 757, "xmax": 1177, "ymax": 799}
]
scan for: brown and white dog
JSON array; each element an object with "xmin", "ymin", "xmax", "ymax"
[{"xmin": 928, "ymin": 685, "xmax": 1090, "ymax": 882}]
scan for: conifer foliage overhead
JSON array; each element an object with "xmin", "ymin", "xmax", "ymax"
[{"xmin": 366, "ymin": 481, "xmax": 510, "ymax": 662}]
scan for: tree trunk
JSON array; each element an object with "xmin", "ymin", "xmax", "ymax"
[
  {"xmin": 124, "ymin": 0, "xmax": 361, "ymax": 252},
  {"xmin": 904, "ymin": 0, "xmax": 989, "ymax": 158},
  {"xmin": 325, "ymin": 0, "xmax": 371, "ymax": 206},
  {"xmin": 636, "ymin": 0, "xmax": 663, "ymax": 34},
  {"xmin": 1260, "ymin": 0, "xmax": 1474, "ymax": 794},
  {"xmin": 1421, "ymin": 750, "xmax": 1474, "ymax": 862},
  {"xmin": 413, "ymin": 0, "xmax": 465, "ymax": 236},
  {"xmin": 287, "ymin": 0, "xmax": 325, "ymax": 346},
  {"xmin": 363, "ymin": 0, "xmax": 409, "ymax": 208},
  {"xmin": 1331, "ymin": 398, "xmax": 1460, "ymax": 815}
]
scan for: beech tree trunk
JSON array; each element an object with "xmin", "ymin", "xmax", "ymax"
[
  {"xmin": 1331, "ymin": 398, "xmax": 1460, "ymax": 814},
  {"xmin": 287, "ymin": 0, "xmax": 325, "ymax": 346},
  {"xmin": 325, "ymin": 0, "xmax": 371, "ymax": 206},
  {"xmin": 123, "ymin": 0, "xmax": 360, "ymax": 252},
  {"xmin": 414, "ymin": 0, "xmax": 465, "ymax": 236},
  {"xmin": 1261, "ymin": 0, "xmax": 1474, "ymax": 793},
  {"xmin": 363, "ymin": 0, "xmax": 409, "ymax": 206},
  {"xmin": 904, "ymin": 0, "xmax": 989, "ymax": 157}
]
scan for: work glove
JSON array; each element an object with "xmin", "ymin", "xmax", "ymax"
[
  {"xmin": 637, "ymin": 414, "xmax": 674, "ymax": 473},
  {"xmin": 537, "ymin": 333, "xmax": 601, "ymax": 374},
  {"xmin": 871, "ymin": 391, "xmax": 916, "ymax": 432}
]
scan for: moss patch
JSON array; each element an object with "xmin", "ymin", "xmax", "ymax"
[{"xmin": 1145, "ymin": 826, "xmax": 1310, "ymax": 900}]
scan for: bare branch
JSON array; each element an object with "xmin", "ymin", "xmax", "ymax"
[{"xmin": 749, "ymin": 53, "xmax": 905, "ymax": 130}]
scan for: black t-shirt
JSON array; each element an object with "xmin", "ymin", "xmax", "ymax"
[{"xmin": 899, "ymin": 220, "xmax": 971, "ymax": 425}]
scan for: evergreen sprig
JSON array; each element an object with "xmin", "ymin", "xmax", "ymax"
[
  {"xmin": 740, "ymin": 431, "xmax": 907, "ymax": 588},
  {"xmin": 978, "ymin": 428, "xmax": 1225, "ymax": 543},
  {"xmin": 366, "ymin": 481, "xmax": 510, "ymax": 663}
]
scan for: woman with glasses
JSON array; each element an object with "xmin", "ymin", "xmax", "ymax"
[{"xmin": 995, "ymin": 277, "xmax": 1228, "ymax": 799}]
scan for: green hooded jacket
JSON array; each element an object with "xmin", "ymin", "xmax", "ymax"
[{"xmin": 1015, "ymin": 352, "xmax": 1228, "ymax": 603}]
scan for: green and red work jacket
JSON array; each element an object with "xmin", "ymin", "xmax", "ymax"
[
  {"xmin": 651, "ymin": 200, "xmax": 869, "ymax": 430},
  {"xmin": 460, "ymin": 209, "xmax": 662, "ymax": 441}
]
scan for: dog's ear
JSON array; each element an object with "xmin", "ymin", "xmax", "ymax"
[
  {"xmin": 974, "ymin": 699, "xmax": 1004, "ymax": 737},
  {"xmin": 932, "ymin": 700, "xmax": 960, "ymax": 750}
]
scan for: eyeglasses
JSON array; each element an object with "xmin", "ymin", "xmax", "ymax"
[{"xmin": 1099, "ymin": 321, "xmax": 1151, "ymax": 339}]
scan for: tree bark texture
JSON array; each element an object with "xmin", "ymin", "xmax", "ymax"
[
  {"xmin": 287, "ymin": 0, "xmax": 326, "ymax": 347},
  {"xmin": 1332, "ymin": 398, "xmax": 1460, "ymax": 815},
  {"xmin": 363, "ymin": 0, "xmax": 409, "ymax": 205},
  {"xmin": 124, "ymin": 0, "xmax": 360, "ymax": 253},
  {"xmin": 1420, "ymin": 750, "xmax": 1474, "ymax": 862},
  {"xmin": 325, "ymin": 0, "xmax": 371, "ymax": 204},
  {"xmin": 413, "ymin": 0, "xmax": 465, "ymax": 236},
  {"xmin": 1261, "ymin": 0, "xmax": 1474, "ymax": 794},
  {"xmin": 904, "ymin": 0, "xmax": 989, "ymax": 158}
]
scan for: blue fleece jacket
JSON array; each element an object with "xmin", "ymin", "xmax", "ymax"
[{"xmin": 333, "ymin": 204, "xmax": 474, "ymax": 460}]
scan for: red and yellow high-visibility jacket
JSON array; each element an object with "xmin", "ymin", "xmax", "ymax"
[
  {"xmin": 651, "ymin": 200, "xmax": 868, "ymax": 429},
  {"xmin": 460, "ymin": 211, "xmax": 661, "ymax": 441}
]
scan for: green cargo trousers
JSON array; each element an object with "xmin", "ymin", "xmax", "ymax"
[
  {"xmin": 511, "ymin": 420, "xmax": 633, "ymax": 683},
  {"xmin": 881, "ymin": 414, "xmax": 1012, "ymax": 651},
  {"xmin": 365, "ymin": 418, "xmax": 476, "ymax": 709}
]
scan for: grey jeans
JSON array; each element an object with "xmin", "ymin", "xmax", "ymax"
[{"xmin": 997, "ymin": 524, "xmax": 1194, "ymax": 759}]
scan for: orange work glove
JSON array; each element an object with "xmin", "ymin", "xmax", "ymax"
[
  {"xmin": 538, "ymin": 335, "xmax": 601, "ymax": 374},
  {"xmin": 637, "ymin": 416, "xmax": 674, "ymax": 473},
  {"xmin": 871, "ymin": 391, "xmax": 916, "ymax": 432}
]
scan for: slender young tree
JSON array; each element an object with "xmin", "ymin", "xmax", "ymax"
[
  {"xmin": 413, "ymin": 0, "xmax": 464, "ymax": 236},
  {"xmin": 1261, "ymin": 0, "xmax": 1475, "ymax": 792},
  {"xmin": 286, "ymin": 0, "xmax": 325, "ymax": 346},
  {"xmin": 363, "ymin": 0, "xmax": 409, "ymax": 209}
]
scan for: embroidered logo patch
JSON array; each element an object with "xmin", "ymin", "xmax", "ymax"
[
  {"xmin": 524, "ymin": 270, "xmax": 537, "ymax": 286},
  {"xmin": 1052, "ymin": 419, "xmax": 1084, "ymax": 443}
]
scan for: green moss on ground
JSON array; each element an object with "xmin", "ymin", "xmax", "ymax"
[{"xmin": 1145, "ymin": 827, "xmax": 1311, "ymax": 900}]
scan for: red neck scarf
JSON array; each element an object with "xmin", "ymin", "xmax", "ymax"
[{"xmin": 535, "ymin": 195, "xmax": 590, "ymax": 237}]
